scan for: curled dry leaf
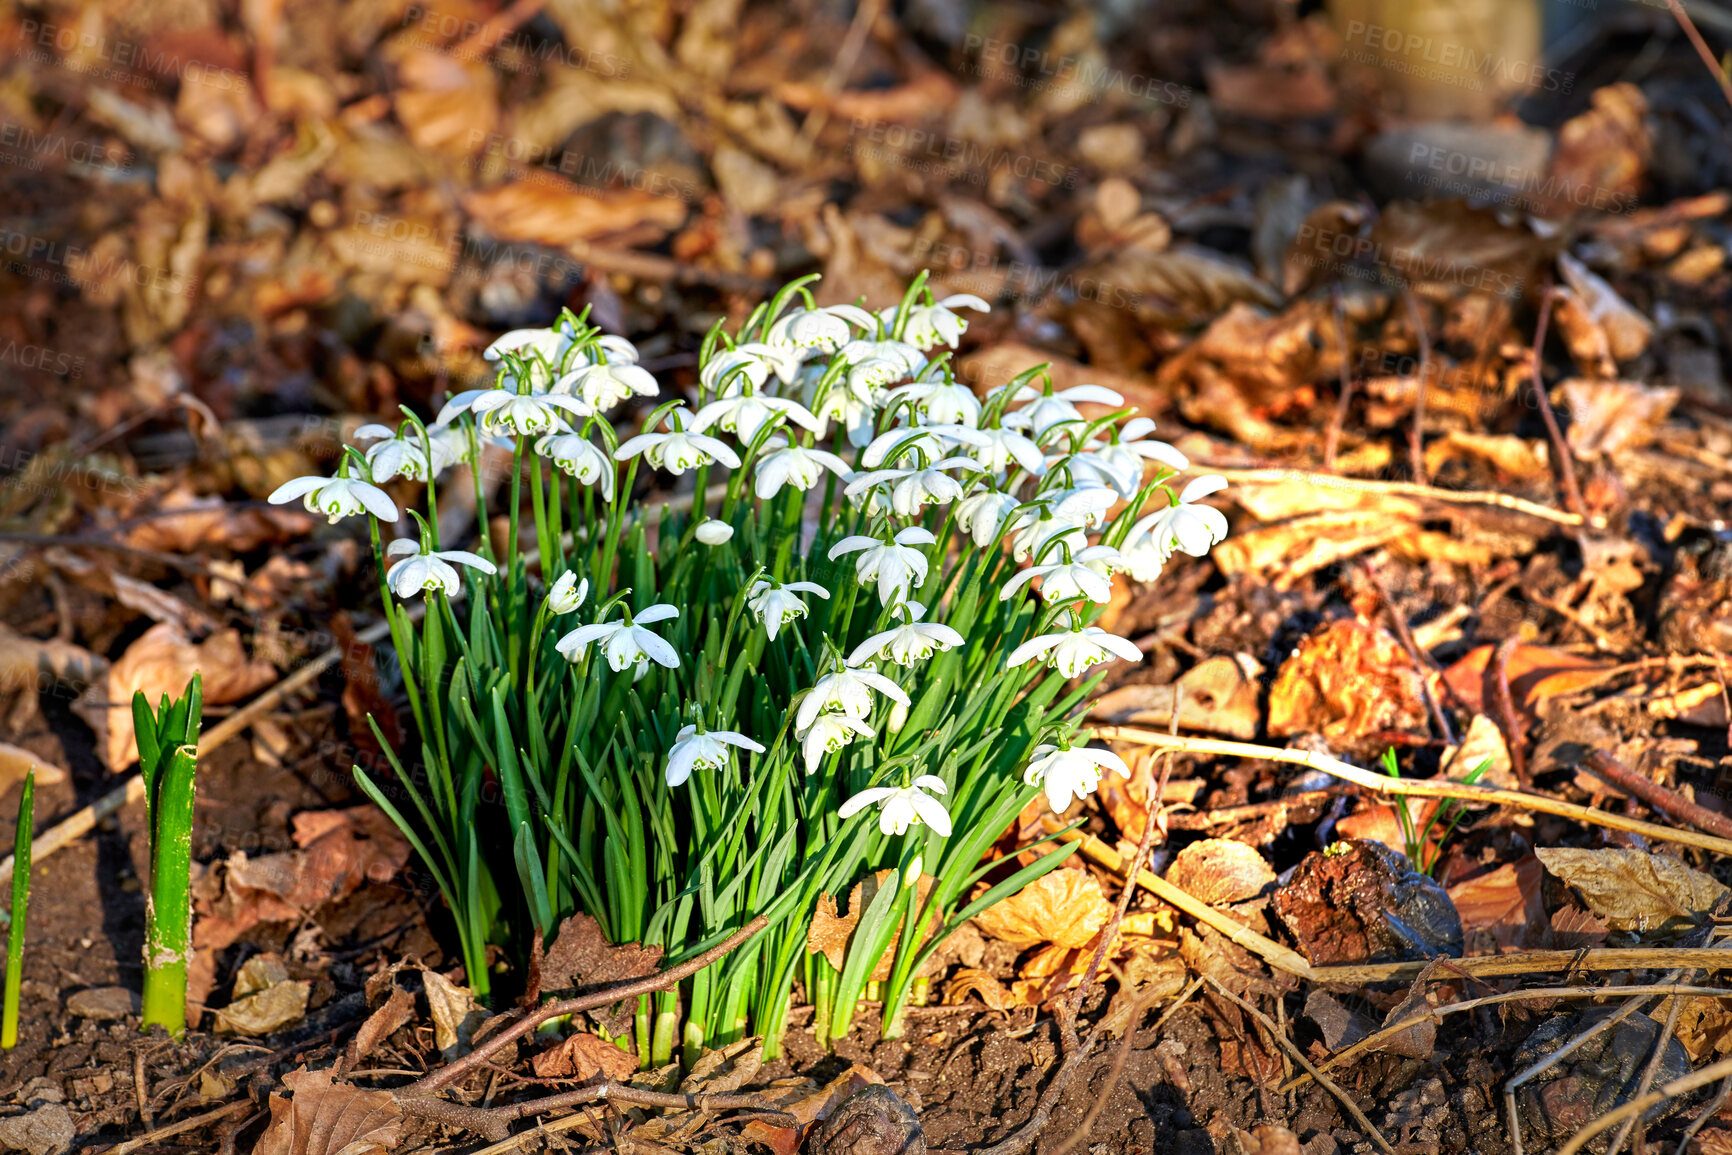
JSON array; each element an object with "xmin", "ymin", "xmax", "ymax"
[
  {"xmin": 462, "ymin": 177, "xmax": 688, "ymax": 248},
  {"xmin": 0, "ymin": 624, "xmax": 104, "ymax": 695},
  {"xmin": 972, "ymin": 866, "xmax": 1113, "ymax": 950},
  {"xmin": 1555, "ymin": 253, "xmax": 1653, "ymax": 370},
  {"xmin": 1441, "ymin": 643, "xmax": 1609, "ymax": 719},
  {"xmin": 531, "ymin": 1032, "xmax": 639, "ymax": 1081},
  {"xmin": 540, "ymin": 912, "xmax": 665, "ymax": 1035},
  {"xmin": 351, "ymin": 987, "xmax": 416, "ymax": 1065},
  {"xmin": 1559, "ymin": 379, "xmax": 1678, "ymax": 459},
  {"xmin": 737, "ymin": 1064, "xmax": 886, "ymax": 1155},
  {"xmin": 421, "ymin": 968, "xmax": 487, "ymax": 1057},
  {"xmin": 1447, "ymin": 855, "xmax": 1546, "ymax": 951},
  {"xmin": 0, "ymin": 745, "xmax": 68, "ymax": 796},
  {"xmin": 806, "ymin": 872, "xmax": 940, "ymax": 981},
  {"xmin": 78, "ymin": 621, "xmax": 276, "ymax": 770},
  {"xmin": 254, "ymin": 1066, "xmax": 402, "ymax": 1155},
  {"xmin": 1090, "ymin": 654, "xmax": 1263, "ymax": 740},
  {"xmin": 943, "ymin": 968, "xmax": 1014, "ymax": 1011},
  {"xmin": 212, "ymin": 953, "xmax": 310, "ymax": 1036},
  {"xmin": 1535, "ymin": 847, "xmax": 1727, "ymax": 935},
  {"xmin": 1165, "ymin": 838, "xmax": 1275, "ymax": 906},
  {"xmin": 122, "ymin": 487, "xmax": 316, "ymax": 552},
  {"xmin": 1267, "ymin": 619, "xmax": 1431, "ymax": 749}
]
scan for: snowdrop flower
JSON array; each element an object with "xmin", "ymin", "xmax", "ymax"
[
  {"xmin": 859, "ymin": 424, "xmax": 989, "ymax": 469},
  {"xmin": 692, "ymin": 391, "xmax": 824, "ymax": 443},
  {"xmin": 848, "ymin": 601, "xmax": 964, "ymax": 666},
  {"xmin": 1004, "ymin": 383, "xmax": 1126, "ymax": 437},
  {"xmin": 754, "ymin": 437, "xmax": 853, "ymax": 499},
  {"xmin": 587, "ymin": 334, "xmax": 642, "ymax": 365},
  {"xmin": 795, "ymin": 664, "xmax": 910, "ymax": 732},
  {"xmin": 999, "ymin": 545, "xmax": 1122, "ymax": 604},
  {"xmin": 484, "ymin": 327, "xmax": 568, "ymax": 364},
  {"xmin": 1127, "ymin": 475, "xmax": 1230, "ymax": 559},
  {"xmin": 556, "ymin": 605, "xmax": 681, "ymax": 672},
  {"xmin": 845, "ymin": 457, "xmax": 981, "ymax": 517},
  {"xmin": 425, "ymin": 423, "xmax": 472, "ymax": 472},
  {"xmin": 838, "ymin": 777, "xmax": 952, "ymax": 837},
  {"xmin": 695, "ymin": 519, "xmax": 734, "ymax": 545},
  {"xmin": 955, "ymin": 487, "xmax": 1022, "ymax": 548},
  {"xmin": 536, "ymin": 431, "xmax": 615, "ymax": 498},
  {"xmin": 800, "ymin": 712, "xmax": 876, "ymax": 774},
  {"xmin": 355, "ymin": 425, "xmax": 434, "ymax": 482},
  {"xmin": 1006, "ymin": 625, "xmax": 1142, "ymax": 679},
  {"xmin": 269, "ymin": 472, "xmax": 399, "ymax": 524},
  {"xmin": 1069, "ymin": 418, "xmax": 1189, "ymax": 498},
  {"xmin": 468, "ymin": 390, "xmax": 592, "ymax": 438},
  {"xmin": 970, "ymin": 425, "xmax": 1046, "ymax": 477},
  {"xmin": 614, "ymin": 410, "xmax": 741, "ymax": 475},
  {"xmin": 838, "ymin": 338, "xmax": 926, "ymax": 376},
  {"xmin": 1005, "ymin": 508, "xmax": 1089, "ymax": 565},
  {"xmin": 665, "ymin": 724, "xmax": 765, "ymax": 787},
  {"xmin": 383, "ymin": 539, "xmax": 496, "ymax": 599},
  {"xmin": 886, "ymin": 376, "xmax": 981, "ymax": 426},
  {"xmin": 747, "ymin": 579, "xmax": 830, "ymax": 639},
  {"xmin": 828, "ymin": 526, "xmax": 935, "ymax": 606},
  {"xmin": 812, "ymin": 377, "xmax": 879, "ymax": 448},
  {"xmin": 546, "ymin": 571, "xmax": 589, "ymax": 614},
  {"xmin": 703, "ymin": 343, "xmax": 805, "ymax": 393},
  {"xmin": 767, "ymin": 304, "xmax": 878, "ymax": 352},
  {"xmin": 556, "ymin": 361, "xmax": 659, "ymax": 414},
  {"xmin": 1023, "ymin": 743, "xmax": 1131, "ymax": 814},
  {"xmin": 888, "ymin": 294, "xmax": 989, "ymax": 349}
]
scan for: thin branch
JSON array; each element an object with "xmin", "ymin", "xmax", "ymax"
[
  {"xmin": 1527, "ymin": 287, "xmax": 1588, "ymax": 522},
  {"xmin": 1582, "ymin": 750, "xmax": 1732, "ymax": 839},
  {"xmin": 1404, "ymin": 290, "xmax": 1432, "ymax": 487},
  {"xmin": 1664, "ymin": 0, "xmax": 1732, "ymax": 110},
  {"xmin": 1195, "ymin": 468, "xmax": 1597, "ymax": 528}
]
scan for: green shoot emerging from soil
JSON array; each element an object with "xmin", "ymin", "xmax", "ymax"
[
  {"xmin": 133, "ymin": 674, "xmax": 203, "ymax": 1037},
  {"xmin": 1382, "ymin": 746, "xmax": 1491, "ymax": 876},
  {"xmin": 3, "ymin": 769, "xmax": 33, "ymax": 1050}
]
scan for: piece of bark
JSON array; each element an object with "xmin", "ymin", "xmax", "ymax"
[{"xmin": 806, "ymin": 1085, "xmax": 925, "ymax": 1155}]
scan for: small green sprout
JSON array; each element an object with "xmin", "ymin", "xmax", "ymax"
[
  {"xmin": 1381, "ymin": 747, "xmax": 1490, "ymax": 876},
  {"xmin": 133, "ymin": 674, "xmax": 203, "ymax": 1037},
  {"xmin": 3, "ymin": 769, "xmax": 34, "ymax": 1050}
]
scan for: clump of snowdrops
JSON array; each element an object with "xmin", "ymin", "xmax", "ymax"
[{"xmin": 269, "ymin": 273, "xmax": 1229, "ymax": 1062}]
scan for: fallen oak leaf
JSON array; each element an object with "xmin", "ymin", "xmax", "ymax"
[
  {"xmin": 531, "ymin": 1032, "xmax": 638, "ymax": 1081},
  {"xmin": 254, "ymin": 1066, "xmax": 402, "ymax": 1155},
  {"xmin": 1535, "ymin": 847, "xmax": 1726, "ymax": 935},
  {"xmin": 972, "ymin": 866, "xmax": 1113, "ymax": 950}
]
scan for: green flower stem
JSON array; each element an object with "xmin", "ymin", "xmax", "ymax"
[
  {"xmin": 3, "ymin": 770, "xmax": 34, "ymax": 1050},
  {"xmin": 135, "ymin": 674, "xmax": 202, "ymax": 1037}
]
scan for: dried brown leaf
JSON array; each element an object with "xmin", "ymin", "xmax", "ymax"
[
  {"xmin": 1536, "ymin": 847, "xmax": 1727, "ymax": 934},
  {"xmin": 531, "ymin": 1032, "xmax": 639, "ymax": 1081},
  {"xmin": 420, "ymin": 969, "xmax": 486, "ymax": 1057},
  {"xmin": 1166, "ymin": 839, "xmax": 1275, "ymax": 906},
  {"xmin": 973, "ymin": 867, "xmax": 1113, "ymax": 950},
  {"xmin": 540, "ymin": 913, "xmax": 664, "ymax": 1035},
  {"xmin": 1267, "ymin": 619, "xmax": 1430, "ymax": 748},
  {"xmin": 351, "ymin": 988, "xmax": 416, "ymax": 1065},
  {"xmin": 1448, "ymin": 856, "xmax": 1546, "ymax": 950},
  {"xmin": 254, "ymin": 1066, "xmax": 402, "ymax": 1155},
  {"xmin": 462, "ymin": 178, "xmax": 687, "ymax": 248}
]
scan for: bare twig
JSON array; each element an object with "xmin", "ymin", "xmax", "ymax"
[
  {"xmin": 1581, "ymin": 750, "xmax": 1732, "ymax": 839},
  {"xmin": 1490, "ymin": 635, "xmax": 1528, "ymax": 788},
  {"xmin": 108, "ymin": 1099, "xmax": 254, "ymax": 1155},
  {"xmin": 1664, "ymin": 0, "xmax": 1732, "ymax": 110},
  {"xmin": 1098, "ymin": 729, "xmax": 1732, "ymax": 856},
  {"xmin": 1527, "ymin": 287, "xmax": 1588, "ymax": 522},
  {"xmin": 398, "ymin": 1082, "xmax": 796, "ymax": 1143},
  {"xmin": 1403, "ymin": 290, "xmax": 1432, "ymax": 486},
  {"xmin": 1324, "ymin": 285, "xmax": 1355, "ymax": 472},
  {"xmin": 1196, "ymin": 468, "xmax": 1597, "ymax": 528}
]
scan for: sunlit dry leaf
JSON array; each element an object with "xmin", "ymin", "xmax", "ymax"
[
  {"xmin": 1657, "ymin": 995, "xmax": 1732, "ymax": 1062},
  {"xmin": 421, "ymin": 969, "xmax": 487, "ymax": 1056},
  {"xmin": 0, "ymin": 625, "xmax": 104, "ymax": 695},
  {"xmin": 540, "ymin": 913, "xmax": 664, "ymax": 1035},
  {"xmin": 1546, "ymin": 83, "xmax": 1648, "ymax": 219},
  {"xmin": 351, "ymin": 987, "xmax": 416, "ymax": 1065},
  {"xmin": 462, "ymin": 178, "xmax": 687, "ymax": 247},
  {"xmin": 0, "ymin": 745, "xmax": 68, "ymax": 796},
  {"xmin": 1423, "ymin": 431, "xmax": 1549, "ymax": 482},
  {"xmin": 1559, "ymin": 379, "xmax": 1678, "ymax": 459},
  {"xmin": 80, "ymin": 623, "xmax": 276, "ymax": 769},
  {"xmin": 958, "ymin": 343, "xmax": 1168, "ymax": 418},
  {"xmin": 737, "ymin": 1064, "xmax": 884, "ymax": 1155},
  {"xmin": 254, "ymin": 1066, "xmax": 402, "ymax": 1155},
  {"xmin": 943, "ymin": 968, "xmax": 1013, "ymax": 1011},
  {"xmin": 1536, "ymin": 847, "xmax": 1726, "ymax": 934},
  {"xmin": 973, "ymin": 867, "xmax": 1113, "ymax": 950},
  {"xmin": 1448, "ymin": 856, "xmax": 1546, "ymax": 950},
  {"xmin": 1232, "ymin": 1123, "xmax": 1302, "ymax": 1155},
  {"xmin": 391, "ymin": 49, "xmax": 497, "ymax": 159},
  {"xmin": 1166, "ymin": 839, "xmax": 1275, "ymax": 906},
  {"xmin": 531, "ymin": 1032, "xmax": 639, "ymax": 1081},
  {"xmin": 1555, "ymin": 254, "xmax": 1652, "ymax": 371},
  {"xmin": 679, "ymin": 1037, "xmax": 763, "ymax": 1095},
  {"xmin": 805, "ymin": 872, "xmax": 940, "ymax": 981},
  {"xmin": 1440, "ymin": 713, "xmax": 1516, "ymax": 789},
  {"xmin": 1090, "ymin": 654, "xmax": 1263, "ymax": 741},
  {"xmin": 1267, "ymin": 619, "xmax": 1429, "ymax": 748},
  {"xmin": 1441, "ymin": 644, "xmax": 1610, "ymax": 718},
  {"xmin": 213, "ymin": 954, "xmax": 310, "ymax": 1037}
]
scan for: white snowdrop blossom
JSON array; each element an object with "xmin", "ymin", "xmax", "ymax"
[
  {"xmin": 746, "ymin": 579, "xmax": 830, "ymax": 639},
  {"xmin": 970, "ymin": 425, "xmax": 1047, "ymax": 477},
  {"xmin": 828, "ymin": 527, "xmax": 935, "ymax": 606},
  {"xmin": 886, "ymin": 376, "xmax": 981, "ymax": 426},
  {"xmin": 799, "ymin": 712, "xmax": 876, "ymax": 774},
  {"xmin": 706, "ymin": 342, "xmax": 806, "ymax": 392},
  {"xmin": 844, "ymin": 457, "xmax": 981, "ymax": 517},
  {"xmin": 860, "ymin": 424, "xmax": 989, "ymax": 469},
  {"xmin": 536, "ymin": 431, "xmax": 616, "ymax": 498},
  {"xmin": 484, "ymin": 327, "xmax": 571, "ymax": 365},
  {"xmin": 556, "ymin": 605, "xmax": 681, "ymax": 672},
  {"xmin": 469, "ymin": 390, "xmax": 592, "ymax": 438},
  {"xmin": 692, "ymin": 392, "xmax": 824, "ymax": 443},
  {"xmin": 546, "ymin": 571, "xmax": 589, "ymax": 615},
  {"xmin": 754, "ymin": 438, "xmax": 853, "ymax": 499},
  {"xmin": 1004, "ymin": 383, "xmax": 1126, "ymax": 437},
  {"xmin": 269, "ymin": 473, "xmax": 399, "ymax": 524},
  {"xmin": 383, "ymin": 539, "xmax": 496, "ymax": 599},
  {"xmin": 665, "ymin": 724, "xmax": 765, "ymax": 787},
  {"xmin": 812, "ymin": 377, "xmax": 880, "ymax": 448},
  {"xmin": 695, "ymin": 519, "xmax": 735, "ymax": 545},
  {"xmin": 1006, "ymin": 625, "xmax": 1143, "ymax": 679},
  {"xmin": 999, "ymin": 544, "xmax": 1122, "ymax": 604},
  {"xmin": 355, "ymin": 425, "xmax": 434, "ymax": 482},
  {"xmin": 1127, "ymin": 475, "xmax": 1230, "ymax": 559},
  {"xmin": 889, "ymin": 294, "xmax": 990, "ymax": 349},
  {"xmin": 1070, "ymin": 418, "xmax": 1190, "ymax": 498},
  {"xmin": 955, "ymin": 487, "xmax": 1022, "ymax": 549},
  {"xmin": 556, "ymin": 361, "xmax": 659, "ymax": 414},
  {"xmin": 838, "ymin": 338, "xmax": 926, "ymax": 377},
  {"xmin": 795, "ymin": 664, "xmax": 910, "ymax": 732},
  {"xmin": 615, "ymin": 411, "xmax": 741, "ymax": 475},
  {"xmin": 767, "ymin": 304, "xmax": 878, "ymax": 353},
  {"xmin": 838, "ymin": 776, "xmax": 952, "ymax": 837},
  {"xmin": 1023, "ymin": 743, "xmax": 1131, "ymax": 814},
  {"xmin": 848, "ymin": 601, "xmax": 964, "ymax": 666}
]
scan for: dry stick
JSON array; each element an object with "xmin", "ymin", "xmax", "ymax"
[
  {"xmin": 1527, "ymin": 287, "xmax": 1588, "ymax": 523},
  {"xmin": 1664, "ymin": 0, "xmax": 1732, "ymax": 109},
  {"xmin": 1673, "ymin": 1072, "xmax": 1732, "ymax": 1155},
  {"xmin": 1361, "ymin": 562, "xmax": 1455, "ymax": 745},
  {"xmin": 1202, "ymin": 977, "xmax": 1395, "ymax": 1155},
  {"xmin": 406, "ymin": 915, "xmax": 769, "ymax": 1095},
  {"xmin": 398, "ymin": 1083, "xmax": 797, "ymax": 1143},
  {"xmin": 1556, "ymin": 1052, "xmax": 1732, "ymax": 1155},
  {"xmin": 1581, "ymin": 750, "xmax": 1732, "ymax": 839},
  {"xmin": 1198, "ymin": 468, "xmax": 1594, "ymax": 529},
  {"xmin": 1283, "ymin": 982, "xmax": 1728, "ymax": 1092},
  {"xmin": 1097, "ymin": 728, "xmax": 1732, "ymax": 857},
  {"xmin": 107, "ymin": 1099, "xmax": 254, "ymax": 1155},
  {"xmin": 1047, "ymin": 988, "xmax": 1168, "ymax": 1155},
  {"xmin": 1323, "ymin": 285, "xmax": 1355, "ymax": 472},
  {"xmin": 1403, "ymin": 290, "xmax": 1432, "ymax": 487}
]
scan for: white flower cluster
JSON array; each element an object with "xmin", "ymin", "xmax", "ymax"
[{"xmin": 268, "ymin": 284, "xmax": 1231, "ymax": 834}]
